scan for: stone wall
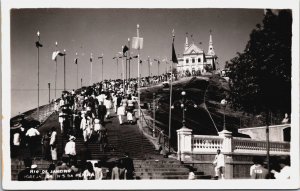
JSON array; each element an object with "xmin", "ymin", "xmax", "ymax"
[{"xmin": 238, "ymin": 124, "xmax": 290, "ymax": 142}]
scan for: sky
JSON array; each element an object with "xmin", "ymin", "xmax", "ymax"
[{"xmin": 11, "ymin": 8, "xmax": 265, "ymax": 116}]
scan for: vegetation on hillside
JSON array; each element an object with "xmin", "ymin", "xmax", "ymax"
[{"xmin": 225, "ymin": 9, "xmax": 292, "ymax": 116}]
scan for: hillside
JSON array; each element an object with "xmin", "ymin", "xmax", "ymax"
[{"xmin": 140, "ymin": 75, "xmax": 283, "ymax": 149}]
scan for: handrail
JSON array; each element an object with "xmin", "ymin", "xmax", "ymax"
[{"xmin": 138, "ymin": 104, "xmax": 171, "ymax": 152}]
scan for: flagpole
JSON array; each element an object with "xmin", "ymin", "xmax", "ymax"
[
  {"xmin": 76, "ymin": 52, "xmax": 78, "ymax": 90},
  {"xmin": 55, "ymin": 41, "xmax": 58, "ymax": 99},
  {"xmin": 137, "ymin": 24, "xmax": 141, "ymax": 117},
  {"xmin": 63, "ymin": 49, "xmax": 66, "ymax": 91},
  {"xmin": 36, "ymin": 31, "xmax": 40, "ymax": 122},
  {"xmin": 168, "ymin": 30, "xmax": 175, "ymax": 154},
  {"xmin": 148, "ymin": 56, "xmax": 150, "ymax": 77},
  {"xmin": 102, "ymin": 53, "xmax": 104, "ymax": 82},
  {"xmin": 90, "ymin": 53, "xmax": 93, "ymax": 86},
  {"xmin": 128, "ymin": 38, "xmax": 131, "ymax": 79},
  {"xmin": 121, "ymin": 46, "xmax": 125, "ymax": 94},
  {"xmin": 117, "ymin": 57, "xmax": 119, "ymax": 79}
]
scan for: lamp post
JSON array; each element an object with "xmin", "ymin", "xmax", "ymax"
[
  {"xmin": 220, "ymin": 99, "xmax": 227, "ymax": 130},
  {"xmin": 171, "ymin": 91, "xmax": 197, "ymax": 152},
  {"xmin": 171, "ymin": 91, "xmax": 197, "ymax": 126},
  {"xmin": 54, "ymin": 41, "xmax": 58, "ymax": 99},
  {"xmin": 35, "ymin": 31, "xmax": 43, "ymax": 122}
]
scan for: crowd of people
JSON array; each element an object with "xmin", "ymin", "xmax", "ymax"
[
  {"xmin": 12, "ymin": 72, "xmax": 177, "ymax": 181},
  {"xmin": 18, "ymin": 152, "xmax": 134, "ymax": 180},
  {"xmin": 11, "ymin": 71, "xmax": 291, "ymax": 181},
  {"xmin": 211, "ymin": 149, "xmax": 291, "ymax": 180}
]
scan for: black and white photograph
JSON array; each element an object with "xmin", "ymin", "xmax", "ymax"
[{"xmin": 2, "ymin": 0, "xmax": 300, "ymax": 190}]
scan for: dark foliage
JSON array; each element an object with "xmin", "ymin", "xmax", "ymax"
[{"xmin": 226, "ymin": 9, "xmax": 292, "ymax": 114}]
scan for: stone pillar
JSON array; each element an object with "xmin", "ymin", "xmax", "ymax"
[
  {"xmin": 218, "ymin": 130, "xmax": 233, "ymax": 153},
  {"xmin": 218, "ymin": 129, "xmax": 233, "ymax": 179},
  {"xmin": 177, "ymin": 127, "xmax": 192, "ymax": 161}
]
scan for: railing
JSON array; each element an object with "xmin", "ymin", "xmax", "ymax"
[
  {"xmin": 188, "ymin": 134, "xmax": 290, "ymax": 155},
  {"xmin": 192, "ymin": 135, "xmax": 223, "ymax": 152},
  {"xmin": 232, "ymin": 137, "xmax": 290, "ymax": 154},
  {"xmin": 138, "ymin": 105, "xmax": 171, "ymax": 152}
]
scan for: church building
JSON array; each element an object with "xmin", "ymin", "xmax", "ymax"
[{"xmin": 177, "ymin": 33, "xmax": 217, "ymax": 75}]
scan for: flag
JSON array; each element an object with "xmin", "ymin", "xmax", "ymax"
[
  {"xmin": 172, "ymin": 40, "xmax": 178, "ymax": 63},
  {"xmin": 74, "ymin": 58, "xmax": 78, "ymax": 64},
  {"xmin": 35, "ymin": 41, "xmax": 43, "ymax": 48},
  {"xmin": 52, "ymin": 51, "xmax": 59, "ymax": 61},
  {"xmin": 58, "ymin": 52, "xmax": 65, "ymax": 56},
  {"xmin": 90, "ymin": 53, "xmax": 93, "ymax": 62},
  {"xmin": 132, "ymin": 37, "xmax": 143, "ymax": 50},
  {"xmin": 122, "ymin": 45, "xmax": 129, "ymax": 56}
]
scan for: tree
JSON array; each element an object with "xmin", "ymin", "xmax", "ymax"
[{"xmin": 226, "ymin": 9, "xmax": 292, "ymax": 114}]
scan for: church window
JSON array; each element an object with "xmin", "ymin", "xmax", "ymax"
[
  {"xmin": 186, "ymin": 59, "xmax": 189, "ymax": 64},
  {"xmin": 192, "ymin": 58, "xmax": 195, "ymax": 63},
  {"xmin": 198, "ymin": 58, "xmax": 201, "ymax": 63}
]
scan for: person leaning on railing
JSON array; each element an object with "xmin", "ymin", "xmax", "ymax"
[{"xmin": 157, "ymin": 130, "xmax": 167, "ymax": 157}]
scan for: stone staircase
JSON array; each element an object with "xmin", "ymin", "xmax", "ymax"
[
  {"xmin": 134, "ymin": 158, "xmax": 211, "ymax": 179},
  {"xmin": 11, "ymin": 109, "xmax": 212, "ymax": 180}
]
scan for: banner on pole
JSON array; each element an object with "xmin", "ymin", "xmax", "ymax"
[
  {"xmin": 132, "ymin": 37, "xmax": 143, "ymax": 50},
  {"xmin": 52, "ymin": 51, "xmax": 59, "ymax": 61}
]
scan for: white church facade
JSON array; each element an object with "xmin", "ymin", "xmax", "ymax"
[{"xmin": 177, "ymin": 33, "xmax": 217, "ymax": 75}]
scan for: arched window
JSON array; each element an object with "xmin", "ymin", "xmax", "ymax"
[
  {"xmin": 192, "ymin": 58, "xmax": 195, "ymax": 63},
  {"xmin": 186, "ymin": 59, "xmax": 189, "ymax": 64},
  {"xmin": 198, "ymin": 58, "xmax": 201, "ymax": 63}
]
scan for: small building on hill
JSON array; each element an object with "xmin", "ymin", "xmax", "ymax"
[
  {"xmin": 177, "ymin": 32, "xmax": 217, "ymax": 76},
  {"xmin": 238, "ymin": 124, "xmax": 291, "ymax": 142}
]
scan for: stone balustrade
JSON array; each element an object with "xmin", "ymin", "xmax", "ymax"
[
  {"xmin": 177, "ymin": 128, "xmax": 290, "ymax": 161},
  {"xmin": 177, "ymin": 126, "xmax": 290, "ymax": 179},
  {"xmin": 192, "ymin": 135, "xmax": 223, "ymax": 153},
  {"xmin": 232, "ymin": 137, "xmax": 290, "ymax": 154}
]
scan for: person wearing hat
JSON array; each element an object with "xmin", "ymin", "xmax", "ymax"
[
  {"xmin": 25, "ymin": 125, "xmax": 40, "ymax": 157},
  {"xmin": 41, "ymin": 130, "xmax": 51, "ymax": 160},
  {"xmin": 98, "ymin": 101, "xmax": 107, "ymax": 124},
  {"xmin": 112, "ymin": 93, "xmax": 118, "ymax": 114},
  {"xmin": 65, "ymin": 135, "xmax": 77, "ymax": 165},
  {"xmin": 120, "ymin": 152, "xmax": 135, "ymax": 180},
  {"xmin": 99, "ymin": 123, "xmax": 108, "ymax": 152},
  {"xmin": 117, "ymin": 102, "xmax": 126, "ymax": 125},
  {"xmin": 213, "ymin": 149, "xmax": 225, "ymax": 180},
  {"xmin": 58, "ymin": 112, "xmax": 65, "ymax": 134},
  {"xmin": 126, "ymin": 101, "xmax": 134, "ymax": 124},
  {"xmin": 104, "ymin": 95, "xmax": 112, "ymax": 119}
]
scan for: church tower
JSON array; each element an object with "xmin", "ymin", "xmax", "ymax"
[
  {"xmin": 185, "ymin": 33, "xmax": 189, "ymax": 51},
  {"xmin": 207, "ymin": 31, "xmax": 215, "ymax": 56}
]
